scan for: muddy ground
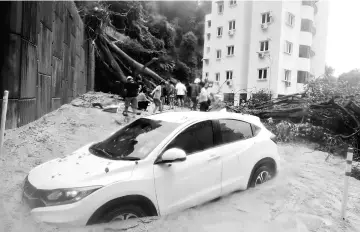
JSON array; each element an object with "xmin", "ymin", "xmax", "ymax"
[{"xmin": 0, "ymin": 92, "xmax": 359, "ymax": 232}]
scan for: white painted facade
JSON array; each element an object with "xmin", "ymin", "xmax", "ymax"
[{"xmin": 202, "ymin": 0, "xmax": 329, "ymax": 104}]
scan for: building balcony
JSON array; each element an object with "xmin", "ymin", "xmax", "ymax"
[
  {"xmin": 311, "ymin": 26, "xmax": 316, "ymax": 36},
  {"xmin": 297, "ymin": 57, "xmax": 311, "ymax": 72},
  {"xmin": 301, "ymin": 3, "xmax": 314, "ymax": 21},
  {"xmin": 302, "ymin": 1, "xmax": 318, "ymax": 15},
  {"xmin": 299, "ymin": 31, "xmax": 313, "ymax": 46}
]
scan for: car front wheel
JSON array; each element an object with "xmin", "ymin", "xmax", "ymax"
[
  {"xmin": 99, "ymin": 204, "xmax": 147, "ymax": 223},
  {"xmin": 249, "ymin": 165, "xmax": 273, "ymax": 187}
]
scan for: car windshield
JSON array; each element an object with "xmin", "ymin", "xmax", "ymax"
[{"xmin": 89, "ymin": 118, "xmax": 181, "ymax": 160}]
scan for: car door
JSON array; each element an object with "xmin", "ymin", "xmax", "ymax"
[
  {"xmin": 153, "ymin": 120, "xmax": 222, "ymax": 215},
  {"xmin": 216, "ymin": 119, "xmax": 256, "ymax": 194}
]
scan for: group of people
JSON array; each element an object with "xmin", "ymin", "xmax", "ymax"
[{"xmin": 122, "ymin": 75, "xmax": 213, "ymax": 116}]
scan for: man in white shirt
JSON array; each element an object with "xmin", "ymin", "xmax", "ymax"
[
  {"xmin": 151, "ymin": 82, "xmax": 164, "ymax": 114},
  {"xmin": 175, "ymin": 80, "xmax": 187, "ymax": 107}
]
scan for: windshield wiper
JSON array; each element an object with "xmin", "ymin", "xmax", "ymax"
[
  {"xmin": 90, "ymin": 146, "xmax": 113, "ymax": 158},
  {"xmin": 116, "ymin": 156, "xmax": 141, "ymax": 161}
]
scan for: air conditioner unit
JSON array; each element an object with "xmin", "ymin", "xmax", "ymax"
[
  {"xmin": 285, "ymin": 81, "xmax": 291, "ymax": 87},
  {"xmin": 227, "ymin": 80, "xmax": 233, "ymax": 86},
  {"xmin": 258, "ymin": 52, "xmax": 265, "ymax": 59},
  {"xmin": 261, "ymin": 23, "xmax": 268, "ymax": 30},
  {"xmin": 228, "ymin": 30, "xmax": 235, "ymax": 36}
]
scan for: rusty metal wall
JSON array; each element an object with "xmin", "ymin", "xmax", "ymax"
[{"xmin": 0, "ymin": 1, "xmax": 94, "ymax": 129}]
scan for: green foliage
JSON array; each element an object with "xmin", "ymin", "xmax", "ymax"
[
  {"xmin": 247, "ymin": 90, "xmax": 272, "ymax": 108},
  {"xmin": 338, "ymin": 69, "xmax": 360, "ymax": 87}
]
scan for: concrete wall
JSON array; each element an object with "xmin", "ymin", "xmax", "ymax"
[{"xmin": 0, "ymin": 1, "xmax": 95, "ymax": 129}]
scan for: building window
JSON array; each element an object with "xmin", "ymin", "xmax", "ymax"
[
  {"xmin": 261, "ymin": 12, "xmax": 272, "ymax": 24},
  {"xmin": 217, "ymin": 27, "xmax": 223, "ymax": 37},
  {"xmin": 229, "ymin": 20, "xmax": 236, "ymax": 31},
  {"xmin": 207, "ymin": 20, "xmax": 211, "ymax": 28},
  {"xmin": 297, "ymin": 71, "xmax": 309, "ymax": 83},
  {"xmin": 205, "ymin": 72, "xmax": 209, "ymax": 78},
  {"xmin": 206, "ymin": 47, "xmax": 210, "ymax": 53},
  {"xmin": 284, "ymin": 69, "xmax": 291, "ymax": 81},
  {"xmin": 207, "ymin": 33, "xmax": 211, "ymax": 41},
  {"xmin": 286, "ymin": 12, "xmax": 295, "ymax": 27},
  {"xmin": 227, "ymin": 46, "xmax": 234, "ymax": 56},
  {"xmin": 299, "ymin": 45, "xmax": 311, "ymax": 58},
  {"xmin": 260, "ymin": 40, "xmax": 269, "ymax": 52},
  {"xmin": 218, "ymin": 3, "xmax": 224, "ymax": 14},
  {"xmin": 301, "ymin": 19, "xmax": 313, "ymax": 33},
  {"xmin": 216, "ymin": 49, "xmax": 222, "ymax": 59},
  {"xmin": 230, "ymin": 0, "xmax": 237, "ymax": 6},
  {"xmin": 258, "ymin": 68, "xmax": 268, "ymax": 80},
  {"xmin": 284, "ymin": 41, "xmax": 293, "ymax": 54},
  {"xmin": 226, "ymin": 70, "xmax": 233, "ymax": 80},
  {"xmin": 215, "ymin": 73, "xmax": 220, "ymax": 82}
]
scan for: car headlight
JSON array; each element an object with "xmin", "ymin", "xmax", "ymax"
[{"xmin": 42, "ymin": 186, "xmax": 102, "ymax": 206}]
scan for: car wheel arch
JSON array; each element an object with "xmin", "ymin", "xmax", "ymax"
[
  {"xmin": 247, "ymin": 157, "xmax": 277, "ymax": 188},
  {"xmin": 86, "ymin": 194, "xmax": 158, "ymax": 225}
]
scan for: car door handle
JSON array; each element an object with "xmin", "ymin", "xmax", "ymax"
[{"xmin": 208, "ymin": 154, "xmax": 221, "ymax": 161}]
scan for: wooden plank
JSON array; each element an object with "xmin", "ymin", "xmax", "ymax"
[
  {"xmin": 0, "ymin": 34, "xmax": 21, "ymax": 99},
  {"xmin": 76, "ymin": 26, "xmax": 81, "ymax": 57},
  {"xmin": 64, "ymin": 10, "xmax": 72, "ymax": 46},
  {"xmin": 36, "ymin": 74, "xmax": 52, "ymax": 118},
  {"xmin": 63, "ymin": 43, "xmax": 70, "ymax": 81},
  {"xmin": 20, "ymin": 40, "xmax": 37, "ymax": 98},
  {"xmin": 54, "ymin": 1, "xmax": 65, "ymax": 21},
  {"xmin": 52, "ymin": 56, "xmax": 63, "ymax": 98},
  {"xmin": 70, "ymin": 34, "xmax": 76, "ymax": 67},
  {"xmin": 0, "ymin": 99, "xmax": 18, "ymax": 129},
  {"xmin": 60, "ymin": 79, "xmax": 67, "ymax": 104},
  {"xmin": 87, "ymin": 42, "xmax": 95, "ymax": 91},
  {"xmin": 68, "ymin": 2, "xmax": 78, "ymax": 35},
  {"xmin": 51, "ymin": 98, "xmax": 62, "ymax": 111},
  {"xmin": 68, "ymin": 67, "xmax": 75, "ymax": 97},
  {"xmin": 0, "ymin": 1, "xmax": 23, "ymax": 34},
  {"xmin": 38, "ymin": 23, "xmax": 53, "ymax": 75},
  {"xmin": 38, "ymin": 1, "xmax": 54, "ymax": 31},
  {"xmin": 52, "ymin": 14, "xmax": 64, "ymax": 59},
  {"xmin": 18, "ymin": 98, "xmax": 36, "ymax": 127},
  {"xmin": 22, "ymin": 1, "xmax": 38, "ymax": 45}
]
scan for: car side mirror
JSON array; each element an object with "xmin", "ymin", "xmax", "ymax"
[{"xmin": 157, "ymin": 148, "xmax": 187, "ymax": 164}]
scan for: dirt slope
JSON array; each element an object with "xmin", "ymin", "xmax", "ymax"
[{"xmin": 0, "ymin": 92, "xmax": 359, "ymax": 232}]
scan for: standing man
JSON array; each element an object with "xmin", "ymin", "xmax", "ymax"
[
  {"xmin": 190, "ymin": 78, "xmax": 201, "ymax": 111},
  {"xmin": 198, "ymin": 82, "xmax": 210, "ymax": 112},
  {"xmin": 168, "ymin": 82, "xmax": 175, "ymax": 109},
  {"xmin": 175, "ymin": 80, "xmax": 187, "ymax": 107},
  {"xmin": 151, "ymin": 82, "xmax": 164, "ymax": 114},
  {"xmin": 123, "ymin": 76, "xmax": 141, "ymax": 116}
]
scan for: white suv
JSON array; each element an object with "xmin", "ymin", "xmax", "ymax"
[{"xmin": 23, "ymin": 111, "xmax": 280, "ymax": 226}]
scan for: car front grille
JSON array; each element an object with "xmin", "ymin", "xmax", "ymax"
[{"xmin": 23, "ymin": 176, "xmax": 46, "ymax": 209}]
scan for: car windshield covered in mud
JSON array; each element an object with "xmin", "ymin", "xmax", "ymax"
[{"xmin": 89, "ymin": 118, "xmax": 181, "ymax": 160}]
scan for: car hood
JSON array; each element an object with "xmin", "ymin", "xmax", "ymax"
[{"xmin": 28, "ymin": 143, "xmax": 137, "ymax": 189}]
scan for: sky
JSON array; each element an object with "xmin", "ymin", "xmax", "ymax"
[{"xmin": 326, "ymin": 0, "xmax": 361, "ymax": 76}]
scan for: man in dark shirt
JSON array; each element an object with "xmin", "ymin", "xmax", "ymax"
[
  {"xmin": 190, "ymin": 79, "xmax": 201, "ymax": 111},
  {"xmin": 123, "ymin": 76, "xmax": 141, "ymax": 116}
]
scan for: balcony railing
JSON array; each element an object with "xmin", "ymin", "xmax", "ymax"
[{"xmin": 302, "ymin": 1, "xmax": 318, "ymax": 15}]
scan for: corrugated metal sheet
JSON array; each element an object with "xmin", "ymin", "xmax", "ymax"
[
  {"xmin": 22, "ymin": 1, "xmax": 39, "ymax": 45},
  {"xmin": 0, "ymin": 99, "xmax": 18, "ymax": 129},
  {"xmin": 36, "ymin": 74, "xmax": 52, "ymax": 118},
  {"xmin": 68, "ymin": 67, "xmax": 75, "ymax": 97},
  {"xmin": 0, "ymin": 34, "xmax": 21, "ymax": 99},
  {"xmin": 51, "ymin": 98, "xmax": 61, "ymax": 111},
  {"xmin": 39, "ymin": 1, "xmax": 54, "ymax": 31},
  {"xmin": 68, "ymin": 2, "xmax": 78, "ymax": 36},
  {"xmin": 87, "ymin": 42, "xmax": 95, "ymax": 91},
  {"xmin": 54, "ymin": 1, "xmax": 64, "ymax": 21},
  {"xmin": 18, "ymin": 98, "xmax": 36, "ymax": 127},
  {"xmin": 60, "ymin": 79, "xmax": 67, "ymax": 104},
  {"xmin": 38, "ymin": 23, "xmax": 53, "ymax": 75},
  {"xmin": 63, "ymin": 43, "xmax": 70, "ymax": 81},
  {"xmin": 52, "ymin": 14, "xmax": 64, "ymax": 59},
  {"xmin": 51, "ymin": 57, "xmax": 63, "ymax": 98},
  {"xmin": 20, "ymin": 40, "xmax": 37, "ymax": 98}
]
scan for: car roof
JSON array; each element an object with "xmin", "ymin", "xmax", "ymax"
[{"xmin": 145, "ymin": 111, "xmax": 262, "ymax": 127}]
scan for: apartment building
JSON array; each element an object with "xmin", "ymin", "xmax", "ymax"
[{"xmin": 202, "ymin": 0, "xmax": 329, "ymax": 105}]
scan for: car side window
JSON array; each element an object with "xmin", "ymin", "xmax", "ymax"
[
  {"xmin": 219, "ymin": 119, "xmax": 253, "ymax": 144},
  {"xmin": 251, "ymin": 124, "xmax": 261, "ymax": 136},
  {"xmin": 164, "ymin": 120, "xmax": 214, "ymax": 155}
]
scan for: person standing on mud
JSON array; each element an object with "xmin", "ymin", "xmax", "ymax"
[
  {"xmin": 190, "ymin": 78, "xmax": 201, "ymax": 111},
  {"xmin": 198, "ymin": 82, "xmax": 210, "ymax": 112},
  {"xmin": 151, "ymin": 82, "xmax": 164, "ymax": 114},
  {"xmin": 123, "ymin": 76, "xmax": 141, "ymax": 116},
  {"xmin": 175, "ymin": 80, "xmax": 187, "ymax": 107}
]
